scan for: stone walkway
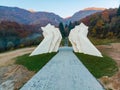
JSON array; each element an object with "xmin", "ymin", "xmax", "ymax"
[{"xmin": 21, "ymin": 47, "xmax": 104, "ymax": 90}]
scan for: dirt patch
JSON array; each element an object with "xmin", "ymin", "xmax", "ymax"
[
  {"xmin": 97, "ymin": 43, "xmax": 120, "ymax": 90},
  {"xmin": 97, "ymin": 43, "xmax": 120, "ymax": 67},
  {"xmin": 0, "ymin": 65, "xmax": 35, "ymax": 90},
  {"xmin": 0, "ymin": 47, "xmax": 35, "ymax": 67},
  {"xmin": 0, "ymin": 47, "xmax": 36, "ymax": 89}
]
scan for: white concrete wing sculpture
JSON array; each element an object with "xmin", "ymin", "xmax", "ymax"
[
  {"xmin": 30, "ymin": 24, "xmax": 62, "ymax": 56},
  {"xmin": 69, "ymin": 23, "xmax": 103, "ymax": 57}
]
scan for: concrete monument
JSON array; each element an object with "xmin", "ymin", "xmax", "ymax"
[
  {"xmin": 69, "ymin": 23, "xmax": 103, "ymax": 57},
  {"xmin": 30, "ymin": 24, "xmax": 62, "ymax": 56}
]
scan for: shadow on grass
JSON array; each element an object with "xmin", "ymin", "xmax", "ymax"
[
  {"xmin": 15, "ymin": 52, "xmax": 57, "ymax": 72},
  {"xmin": 75, "ymin": 53, "xmax": 118, "ymax": 78}
]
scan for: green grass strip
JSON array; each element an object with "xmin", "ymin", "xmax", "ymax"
[
  {"xmin": 15, "ymin": 52, "xmax": 57, "ymax": 72},
  {"xmin": 75, "ymin": 53, "xmax": 118, "ymax": 78}
]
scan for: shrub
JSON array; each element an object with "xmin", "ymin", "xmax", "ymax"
[{"xmin": 7, "ymin": 41, "xmax": 14, "ymax": 50}]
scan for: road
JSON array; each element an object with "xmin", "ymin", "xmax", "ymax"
[{"xmin": 21, "ymin": 47, "xmax": 104, "ymax": 90}]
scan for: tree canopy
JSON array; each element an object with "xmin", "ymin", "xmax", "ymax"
[{"xmin": 117, "ymin": 5, "xmax": 120, "ymax": 16}]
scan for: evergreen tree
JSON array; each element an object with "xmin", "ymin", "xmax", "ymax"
[
  {"xmin": 68, "ymin": 21, "xmax": 72, "ymax": 30},
  {"xmin": 68, "ymin": 21, "xmax": 74, "ymax": 31},
  {"xmin": 59, "ymin": 22, "xmax": 66, "ymax": 38},
  {"xmin": 65, "ymin": 24, "xmax": 69, "ymax": 37},
  {"xmin": 117, "ymin": 5, "xmax": 120, "ymax": 16}
]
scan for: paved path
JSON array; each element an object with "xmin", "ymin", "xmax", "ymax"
[{"xmin": 21, "ymin": 47, "xmax": 104, "ymax": 90}]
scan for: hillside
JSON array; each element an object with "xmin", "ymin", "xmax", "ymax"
[
  {"xmin": 0, "ymin": 6, "xmax": 104, "ymax": 26},
  {"xmin": 80, "ymin": 8, "xmax": 120, "ymax": 39},
  {"xmin": 65, "ymin": 7, "xmax": 105, "ymax": 23},
  {"xmin": 0, "ymin": 21, "xmax": 42, "ymax": 52},
  {"xmin": 0, "ymin": 6, "xmax": 64, "ymax": 26}
]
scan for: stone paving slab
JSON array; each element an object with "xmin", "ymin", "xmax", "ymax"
[{"xmin": 20, "ymin": 47, "xmax": 104, "ymax": 90}]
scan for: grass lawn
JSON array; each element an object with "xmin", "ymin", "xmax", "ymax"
[
  {"xmin": 15, "ymin": 52, "xmax": 57, "ymax": 72},
  {"xmin": 75, "ymin": 53, "xmax": 118, "ymax": 78}
]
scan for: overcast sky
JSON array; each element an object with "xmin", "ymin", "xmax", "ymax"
[{"xmin": 0, "ymin": 0, "xmax": 119, "ymax": 18}]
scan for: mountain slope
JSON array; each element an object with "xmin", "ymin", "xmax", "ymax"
[
  {"xmin": 0, "ymin": 21, "xmax": 42, "ymax": 52},
  {"xmin": 0, "ymin": 6, "xmax": 106, "ymax": 26},
  {"xmin": 30, "ymin": 12, "xmax": 64, "ymax": 26},
  {"xmin": 0, "ymin": 6, "xmax": 32, "ymax": 24},
  {"xmin": 0, "ymin": 6, "xmax": 64, "ymax": 26},
  {"xmin": 80, "ymin": 9, "xmax": 120, "ymax": 38},
  {"xmin": 65, "ymin": 8, "xmax": 105, "ymax": 23}
]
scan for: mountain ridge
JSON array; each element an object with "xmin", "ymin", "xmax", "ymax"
[
  {"xmin": 83, "ymin": 7, "xmax": 106, "ymax": 11},
  {"xmin": 65, "ymin": 8, "xmax": 104, "ymax": 23},
  {"xmin": 0, "ymin": 6, "xmax": 64, "ymax": 26},
  {"xmin": 0, "ymin": 6, "xmax": 105, "ymax": 26}
]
